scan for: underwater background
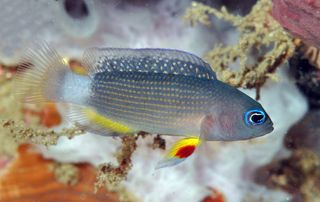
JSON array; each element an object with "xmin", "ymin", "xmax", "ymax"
[{"xmin": 0, "ymin": 0, "xmax": 319, "ymax": 201}]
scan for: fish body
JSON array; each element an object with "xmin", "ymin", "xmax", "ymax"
[
  {"xmin": 16, "ymin": 44, "xmax": 274, "ymax": 168},
  {"xmin": 90, "ymin": 71, "xmax": 216, "ymax": 136},
  {"xmin": 88, "ymin": 71, "xmax": 262, "ymax": 139}
]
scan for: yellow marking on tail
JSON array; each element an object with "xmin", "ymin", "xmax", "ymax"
[{"xmin": 84, "ymin": 108, "xmax": 132, "ymax": 134}]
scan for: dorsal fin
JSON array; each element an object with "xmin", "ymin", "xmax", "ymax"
[{"xmin": 82, "ymin": 48, "xmax": 216, "ymax": 80}]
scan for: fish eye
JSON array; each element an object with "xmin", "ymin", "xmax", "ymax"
[
  {"xmin": 64, "ymin": 0, "xmax": 89, "ymax": 19},
  {"xmin": 244, "ymin": 109, "xmax": 266, "ymax": 126}
]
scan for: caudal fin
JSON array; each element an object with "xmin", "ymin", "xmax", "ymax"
[{"xmin": 15, "ymin": 43, "xmax": 73, "ymax": 104}]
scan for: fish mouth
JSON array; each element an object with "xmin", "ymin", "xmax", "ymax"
[{"xmin": 262, "ymin": 122, "xmax": 274, "ymax": 135}]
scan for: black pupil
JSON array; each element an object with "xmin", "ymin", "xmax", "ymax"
[
  {"xmin": 250, "ymin": 113, "xmax": 264, "ymax": 123},
  {"xmin": 64, "ymin": 0, "xmax": 89, "ymax": 19}
]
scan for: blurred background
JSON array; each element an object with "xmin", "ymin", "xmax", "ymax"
[{"xmin": 0, "ymin": 0, "xmax": 319, "ymax": 201}]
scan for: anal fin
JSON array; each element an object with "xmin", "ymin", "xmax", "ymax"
[
  {"xmin": 156, "ymin": 136, "xmax": 201, "ymax": 169},
  {"xmin": 67, "ymin": 105, "xmax": 133, "ymax": 136}
]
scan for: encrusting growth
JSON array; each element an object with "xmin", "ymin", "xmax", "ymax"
[{"xmin": 184, "ymin": 0, "xmax": 295, "ymax": 99}]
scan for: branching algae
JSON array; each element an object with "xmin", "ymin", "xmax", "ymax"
[
  {"xmin": 94, "ymin": 136, "xmax": 137, "ymax": 193},
  {"xmin": 184, "ymin": 0, "xmax": 295, "ymax": 98}
]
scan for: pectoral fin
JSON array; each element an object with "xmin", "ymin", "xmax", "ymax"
[{"xmin": 156, "ymin": 136, "xmax": 201, "ymax": 169}]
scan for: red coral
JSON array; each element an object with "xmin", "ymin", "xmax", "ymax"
[
  {"xmin": 201, "ymin": 188, "xmax": 225, "ymax": 202},
  {"xmin": 272, "ymin": 0, "xmax": 320, "ymax": 47},
  {"xmin": 22, "ymin": 103, "xmax": 62, "ymax": 128}
]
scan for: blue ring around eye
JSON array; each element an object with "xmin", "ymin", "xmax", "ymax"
[{"xmin": 244, "ymin": 109, "xmax": 266, "ymax": 126}]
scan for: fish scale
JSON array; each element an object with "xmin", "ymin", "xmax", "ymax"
[{"xmin": 89, "ymin": 71, "xmax": 215, "ymax": 135}]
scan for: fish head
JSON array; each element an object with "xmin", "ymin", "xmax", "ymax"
[{"xmin": 201, "ymin": 87, "xmax": 274, "ymax": 141}]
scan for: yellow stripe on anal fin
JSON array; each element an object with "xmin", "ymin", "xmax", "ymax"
[
  {"xmin": 84, "ymin": 108, "xmax": 133, "ymax": 134},
  {"xmin": 156, "ymin": 136, "xmax": 201, "ymax": 169}
]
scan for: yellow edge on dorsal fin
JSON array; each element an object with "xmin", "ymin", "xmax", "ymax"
[{"xmin": 83, "ymin": 108, "xmax": 133, "ymax": 134}]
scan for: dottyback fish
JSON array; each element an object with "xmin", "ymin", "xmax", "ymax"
[{"xmin": 16, "ymin": 44, "xmax": 274, "ymax": 168}]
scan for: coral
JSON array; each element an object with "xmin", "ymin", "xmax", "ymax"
[
  {"xmin": 289, "ymin": 43, "xmax": 320, "ymax": 108},
  {"xmin": 49, "ymin": 162, "xmax": 79, "ymax": 186},
  {"xmin": 94, "ymin": 136, "xmax": 137, "ymax": 193},
  {"xmin": 201, "ymin": 187, "xmax": 225, "ymax": 202},
  {"xmin": 23, "ymin": 103, "xmax": 62, "ymax": 128},
  {"xmin": 0, "ymin": 65, "xmax": 24, "ymax": 156},
  {"xmin": 184, "ymin": 0, "xmax": 295, "ymax": 98},
  {"xmin": 301, "ymin": 43, "xmax": 320, "ymax": 69},
  {"xmin": 0, "ymin": 144, "xmax": 122, "ymax": 202},
  {"xmin": 1, "ymin": 120, "xmax": 83, "ymax": 147},
  {"xmin": 152, "ymin": 134, "xmax": 166, "ymax": 150},
  {"xmin": 285, "ymin": 110, "xmax": 320, "ymax": 154},
  {"xmin": 272, "ymin": 0, "xmax": 320, "ymax": 48},
  {"xmin": 255, "ymin": 149, "xmax": 320, "ymax": 201}
]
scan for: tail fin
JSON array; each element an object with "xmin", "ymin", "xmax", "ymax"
[
  {"xmin": 16, "ymin": 44, "xmax": 70, "ymax": 103},
  {"xmin": 15, "ymin": 43, "xmax": 73, "ymax": 104}
]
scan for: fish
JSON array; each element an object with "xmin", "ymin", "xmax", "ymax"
[{"xmin": 16, "ymin": 43, "xmax": 274, "ymax": 169}]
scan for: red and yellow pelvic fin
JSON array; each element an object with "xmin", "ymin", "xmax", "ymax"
[{"xmin": 156, "ymin": 136, "xmax": 201, "ymax": 169}]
